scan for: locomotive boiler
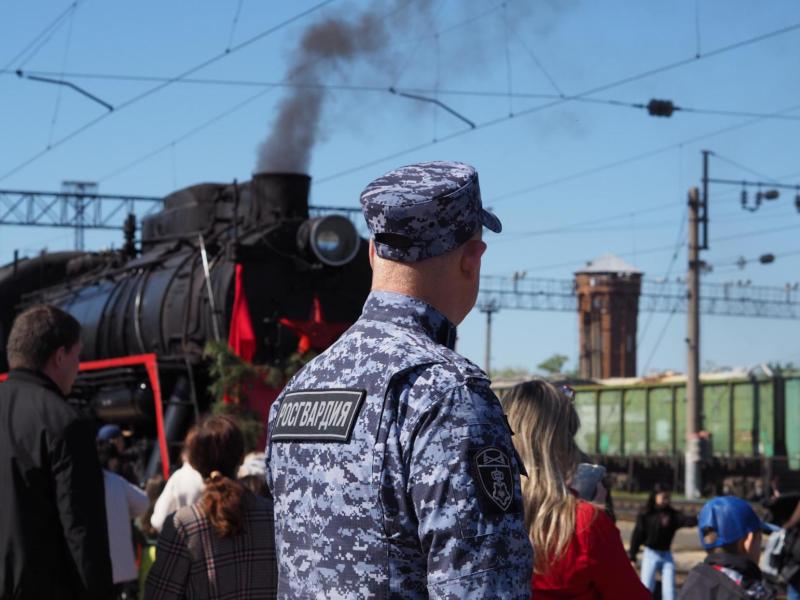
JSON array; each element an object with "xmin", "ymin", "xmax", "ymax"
[{"xmin": 0, "ymin": 173, "xmax": 372, "ymax": 479}]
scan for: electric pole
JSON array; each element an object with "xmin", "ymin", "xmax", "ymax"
[
  {"xmin": 686, "ymin": 185, "xmax": 702, "ymax": 499},
  {"xmin": 479, "ymin": 299, "xmax": 499, "ymax": 376}
]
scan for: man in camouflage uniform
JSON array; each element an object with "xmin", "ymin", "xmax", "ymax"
[{"xmin": 266, "ymin": 161, "xmax": 532, "ymax": 599}]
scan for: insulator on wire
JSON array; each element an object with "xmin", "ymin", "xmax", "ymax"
[
  {"xmin": 742, "ymin": 187, "xmax": 760, "ymax": 212},
  {"xmin": 762, "ymin": 190, "xmax": 780, "ymax": 201},
  {"xmin": 647, "ymin": 99, "xmax": 675, "ymax": 117},
  {"xmin": 759, "ymin": 254, "xmax": 775, "ymax": 265}
]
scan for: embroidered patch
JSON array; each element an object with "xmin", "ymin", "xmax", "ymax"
[
  {"xmin": 471, "ymin": 446, "xmax": 515, "ymax": 513},
  {"xmin": 271, "ymin": 389, "xmax": 366, "ymax": 443}
]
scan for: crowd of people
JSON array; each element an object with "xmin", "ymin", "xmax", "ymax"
[{"xmin": 2, "ymin": 161, "xmax": 800, "ymax": 599}]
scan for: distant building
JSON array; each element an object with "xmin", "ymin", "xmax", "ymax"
[{"xmin": 575, "ymin": 253, "xmax": 642, "ymax": 379}]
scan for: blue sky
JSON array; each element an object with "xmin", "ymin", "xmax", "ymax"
[{"xmin": 1, "ymin": 0, "xmax": 799, "ymax": 374}]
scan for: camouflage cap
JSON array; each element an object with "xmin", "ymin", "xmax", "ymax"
[{"xmin": 360, "ymin": 161, "xmax": 502, "ymax": 262}]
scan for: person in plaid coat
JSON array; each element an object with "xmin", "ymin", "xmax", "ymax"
[{"xmin": 145, "ymin": 416, "xmax": 277, "ymax": 599}]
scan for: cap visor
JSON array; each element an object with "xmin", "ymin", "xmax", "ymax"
[
  {"xmin": 762, "ymin": 522, "xmax": 781, "ymax": 534},
  {"xmin": 481, "ymin": 208, "xmax": 502, "ymax": 233}
]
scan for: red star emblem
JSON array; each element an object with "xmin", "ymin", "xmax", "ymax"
[{"xmin": 279, "ymin": 296, "xmax": 351, "ymax": 354}]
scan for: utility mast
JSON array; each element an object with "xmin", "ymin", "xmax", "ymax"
[
  {"xmin": 479, "ymin": 299, "xmax": 499, "ymax": 376},
  {"xmin": 685, "ymin": 183, "xmax": 705, "ymax": 500},
  {"xmin": 61, "ymin": 180, "xmax": 98, "ymax": 251}
]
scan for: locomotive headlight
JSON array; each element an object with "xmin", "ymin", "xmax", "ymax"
[{"xmin": 297, "ymin": 215, "xmax": 360, "ymax": 267}]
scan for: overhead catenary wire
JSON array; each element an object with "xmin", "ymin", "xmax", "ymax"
[
  {"xmin": 47, "ymin": 3, "xmax": 78, "ymax": 147},
  {"xmin": 9, "ymin": 67, "xmax": 800, "ymax": 127},
  {"xmin": 98, "ymin": 86, "xmax": 276, "ymax": 182},
  {"xmin": 96, "ymin": 0, "xmax": 456, "ymax": 184},
  {"xmin": 676, "ymin": 105, "xmax": 800, "ymax": 122},
  {"xmin": 313, "ymin": 21, "xmax": 800, "ymax": 185},
  {"xmin": 642, "ymin": 303, "xmax": 681, "ymax": 374},
  {"xmin": 432, "ymin": 20, "xmax": 441, "ymax": 140},
  {"xmin": 391, "ymin": 0, "xmax": 494, "ymax": 88},
  {"xmin": 503, "ymin": 151, "xmax": 798, "ymax": 281},
  {"xmin": 501, "ymin": 219, "xmax": 684, "ymax": 236},
  {"xmin": 709, "ymin": 151, "xmax": 781, "ymax": 183},
  {"xmin": 491, "ymin": 241, "xmax": 685, "ymax": 277},
  {"xmin": 495, "ymin": 200, "xmax": 683, "ymax": 241},
  {"xmin": 496, "ymin": 161, "xmax": 800, "ymax": 279},
  {"xmin": 489, "ymin": 218, "xmax": 800, "ymax": 278},
  {"xmin": 638, "ymin": 147, "xmax": 689, "ymax": 351},
  {"xmin": 694, "ymin": 0, "xmax": 702, "ymax": 58},
  {"xmin": 507, "ymin": 20, "xmax": 564, "ymax": 97},
  {"xmin": 225, "ymin": 0, "xmax": 246, "ymax": 53},
  {"xmin": 0, "ymin": 0, "xmax": 337, "ymax": 182},
  {"xmin": 1, "ymin": 1, "xmax": 78, "ymax": 72},
  {"xmin": 638, "ymin": 207, "xmax": 687, "ymax": 348},
  {"xmin": 94, "ymin": 0, "xmax": 500, "ymax": 184},
  {"xmin": 489, "ymin": 99, "xmax": 800, "ymax": 205},
  {"xmin": 689, "ymin": 156, "xmax": 799, "ymax": 219},
  {"xmin": 5, "ymin": 14, "xmax": 799, "ymax": 185},
  {"xmin": 713, "ymin": 248, "xmax": 800, "ymax": 272},
  {"xmin": 502, "ymin": 2, "xmax": 513, "ymax": 116}
]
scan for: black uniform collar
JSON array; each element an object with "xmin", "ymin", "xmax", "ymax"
[
  {"xmin": 6, "ymin": 368, "xmax": 65, "ymax": 398},
  {"xmin": 362, "ymin": 290, "xmax": 457, "ymax": 350}
]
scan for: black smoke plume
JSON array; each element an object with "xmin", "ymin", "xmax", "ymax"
[{"xmin": 257, "ymin": 6, "xmax": 409, "ymax": 173}]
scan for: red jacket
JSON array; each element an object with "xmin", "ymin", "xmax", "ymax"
[{"xmin": 532, "ymin": 500, "xmax": 652, "ymax": 600}]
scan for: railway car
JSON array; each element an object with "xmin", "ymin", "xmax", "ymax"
[
  {"xmin": 0, "ymin": 173, "xmax": 372, "ymax": 482},
  {"xmin": 496, "ymin": 370, "xmax": 800, "ymax": 496}
]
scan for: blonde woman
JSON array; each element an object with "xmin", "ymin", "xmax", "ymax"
[{"xmin": 503, "ymin": 380, "xmax": 651, "ymax": 599}]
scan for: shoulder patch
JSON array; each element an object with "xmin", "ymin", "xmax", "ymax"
[
  {"xmin": 470, "ymin": 446, "xmax": 515, "ymax": 513},
  {"xmin": 271, "ymin": 389, "xmax": 365, "ymax": 443}
]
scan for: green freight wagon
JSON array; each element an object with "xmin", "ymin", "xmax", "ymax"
[{"xmin": 495, "ymin": 370, "xmax": 800, "ymax": 496}]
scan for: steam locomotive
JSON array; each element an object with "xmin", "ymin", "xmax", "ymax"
[{"xmin": 0, "ymin": 173, "xmax": 372, "ymax": 480}]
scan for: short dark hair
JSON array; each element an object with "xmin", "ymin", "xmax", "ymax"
[
  {"xmin": 644, "ymin": 483, "xmax": 672, "ymax": 514},
  {"xmin": 6, "ymin": 305, "xmax": 81, "ymax": 370}
]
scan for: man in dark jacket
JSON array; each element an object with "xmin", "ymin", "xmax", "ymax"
[
  {"xmin": 0, "ymin": 305, "xmax": 112, "ymax": 599},
  {"xmin": 679, "ymin": 496, "xmax": 778, "ymax": 600}
]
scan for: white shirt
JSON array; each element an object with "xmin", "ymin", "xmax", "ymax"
[
  {"xmin": 238, "ymin": 451, "xmax": 267, "ymax": 478},
  {"xmin": 103, "ymin": 470, "xmax": 148, "ymax": 584},
  {"xmin": 149, "ymin": 462, "xmax": 204, "ymax": 532}
]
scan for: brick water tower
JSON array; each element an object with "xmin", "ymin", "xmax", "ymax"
[{"xmin": 575, "ymin": 253, "xmax": 642, "ymax": 379}]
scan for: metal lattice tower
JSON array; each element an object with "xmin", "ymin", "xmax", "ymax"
[
  {"xmin": 0, "ymin": 188, "xmax": 163, "ymax": 236},
  {"xmin": 478, "ymin": 275, "xmax": 800, "ymax": 319},
  {"xmin": 60, "ymin": 181, "xmax": 98, "ymax": 250},
  {"xmin": 0, "ymin": 189, "xmax": 366, "ymax": 242}
]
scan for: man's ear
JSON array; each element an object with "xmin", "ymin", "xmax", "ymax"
[
  {"xmin": 742, "ymin": 530, "xmax": 757, "ymax": 553},
  {"xmin": 53, "ymin": 346, "xmax": 66, "ymax": 368},
  {"xmin": 43, "ymin": 345, "xmax": 66, "ymax": 374},
  {"xmin": 460, "ymin": 239, "xmax": 487, "ymax": 277},
  {"xmin": 368, "ymin": 238, "xmax": 376, "ymax": 269}
]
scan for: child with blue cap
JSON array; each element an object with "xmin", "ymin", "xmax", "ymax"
[{"xmin": 679, "ymin": 496, "xmax": 779, "ymax": 600}]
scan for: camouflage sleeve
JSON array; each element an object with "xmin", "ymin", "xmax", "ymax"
[
  {"xmin": 264, "ymin": 391, "xmax": 284, "ymax": 495},
  {"xmin": 407, "ymin": 382, "xmax": 532, "ymax": 599}
]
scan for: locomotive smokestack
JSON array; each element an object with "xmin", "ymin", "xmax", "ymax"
[
  {"xmin": 248, "ymin": 172, "xmax": 311, "ymax": 221},
  {"xmin": 255, "ymin": 2, "xmax": 433, "ymax": 174}
]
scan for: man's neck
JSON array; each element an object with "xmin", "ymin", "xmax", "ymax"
[
  {"xmin": 40, "ymin": 365, "xmax": 66, "ymax": 396},
  {"xmin": 371, "ymin": 282, "xmax": 461, "ymax": 325}
]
